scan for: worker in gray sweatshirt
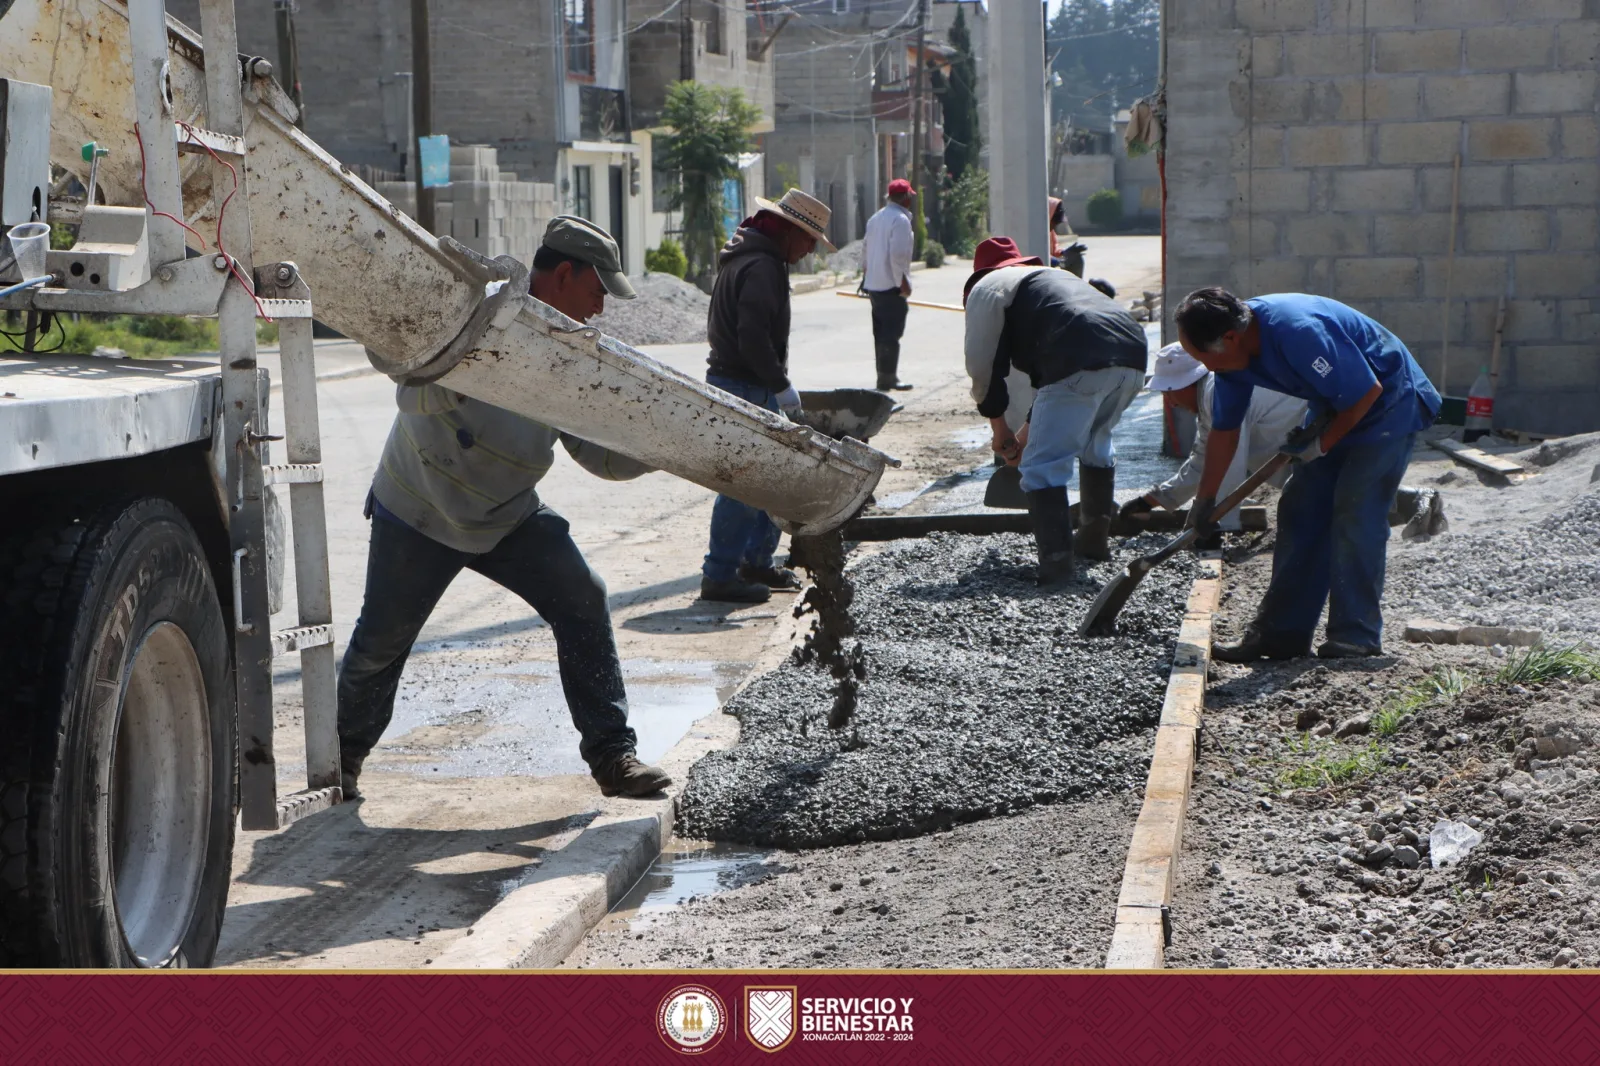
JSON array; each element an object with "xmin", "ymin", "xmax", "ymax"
[{"xmin": 337, "ymin": 217, "xmax": 672, "ymax": 801}]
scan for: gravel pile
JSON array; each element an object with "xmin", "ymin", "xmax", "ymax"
[
  {"xmin": 826, "ymin": 240, "xmax": 863, "ymax": 275},
  {"xmin": 1384, "ymin": 447, "xmax": 1600, "ymax": 638},
  {"xmin": 589, "ymin": 271, "xmax": 709, "ymax": 346},
  {"xmin": 676, "ymin": 532, "xmax": 1202, "ymax": 848}
]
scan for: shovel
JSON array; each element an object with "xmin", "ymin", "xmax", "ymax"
[{"xmin": 1076, "ymin": 452, "xmax": 1291, "ymax": 637}]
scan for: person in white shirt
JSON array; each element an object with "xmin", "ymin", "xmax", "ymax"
[
  {"xmin": 861, "ymin": 178, "xmax": 916, "ymax": 391},
  {"xmin": 1120, "ymin": 344, "xmax": 1308, "ymax": 535}
]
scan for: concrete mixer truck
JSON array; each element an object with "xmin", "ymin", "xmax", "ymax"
[{"xmin": 0, "ymin": 0, "xmax": 893, "ymax": 968}]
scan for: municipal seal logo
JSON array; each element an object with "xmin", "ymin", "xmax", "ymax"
[
  {"xmin": 744, "ymin": 986, "xmax": 797, "ymax": 1052},
  {"xmin": 657, "ymin": 985, "xmax": 728, "ymax": 1054}
]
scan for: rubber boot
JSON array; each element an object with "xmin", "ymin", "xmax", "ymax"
[
  {"xmin": 1025, "ymin": 486, "xmax": 1076, "ymax": 587},
  {"xmin": 1073, "ymin": 462, "xmax": 1116, "ymax": 561}
]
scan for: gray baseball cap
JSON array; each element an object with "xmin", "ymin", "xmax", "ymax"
[{"xmin": 542, "ymin": 215, "xmax": 636, "ymax": 300}]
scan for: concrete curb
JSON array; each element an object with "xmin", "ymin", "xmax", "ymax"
[
  {"xmin": 1104, "ymin": 557, "xmax": 1222, "ymax": 970},
  {"xmin": 268, "ymin": 363, "xmax": 382, "ymax": 392},
  {"xmin": 433, "ymin": 598, "xmax": 807, "ymax": 969}
]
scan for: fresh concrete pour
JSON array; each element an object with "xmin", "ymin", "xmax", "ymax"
[{"xmin": 676, "ymin": 531, "xmax": 1203, "ymax": 849}]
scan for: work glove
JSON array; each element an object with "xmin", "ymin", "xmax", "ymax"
[
  {"xmin": 1280, "ymin": 422, "xmax": 1326, "ymax": 464},
  {"xmin": 1186, "ymin": 495, "xmax": 1219, "ymax": 537},
  {"xmin": 1119, "ymin": 495, "xmax": 1156, "ymax": 520},
  {"xmin": 776, "ymin": 386, "xmax": 803, "ymax": 417}
]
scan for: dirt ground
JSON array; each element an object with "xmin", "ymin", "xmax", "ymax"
[
  {"xmin": 1167, "ymin": 436, "xmax": 1600, "ymax": 970},
  {"xmin": 561, "ymin": 796, "xmax": 1141, "ymax": 970}
]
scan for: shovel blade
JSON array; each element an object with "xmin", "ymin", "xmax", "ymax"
[
  {"xmin": 983, "ymin": 464, "xmax": 1029, "ymax": 510},
  {"xmin": 1077, "ymin": 563, "xmax": 1149, "ymax": 637}
]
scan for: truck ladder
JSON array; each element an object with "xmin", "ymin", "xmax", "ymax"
[{"xmin": 125, "ymin": 0, "xmax": 341, "ymax": 831}]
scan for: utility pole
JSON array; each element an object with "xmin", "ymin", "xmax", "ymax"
[
  {"xmin": 986, "ymin": 0, "xmax": 1049, "ymax": 432},
  {"xmin": 410, "ymin": 0, "xmax": 435, "ymax": 232},
  {"xmin": 987, "ymin": 0, "xmax": 1048, "ymax": 260},
  {"xmin": 909, "ymin": 0, "xmax": 929, "ymax": 254},
  {"xmin": 274, "ymin": 0, "xmax": 304, "ymax": 126}
]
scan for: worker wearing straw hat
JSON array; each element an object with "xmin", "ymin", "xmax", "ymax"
[{"xmin": 700, "ymin": 188, "xmax": 834, "ymax": 604}]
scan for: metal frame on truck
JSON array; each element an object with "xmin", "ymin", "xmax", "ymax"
[{"xmin": 0, "ymin": 0, "xmax": 340, "ymax": 968}]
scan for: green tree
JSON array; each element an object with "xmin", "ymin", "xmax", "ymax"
[
  {"xmin": 944, "ymin": 167, "xmax": 988, "ymax": 258},
  {"xmin": 1047, "ymin": 0, "xmax": 1159, "ymax": 130},
  {"xmin": 658, "ymin": 82, "xmax": 762, "ymax": 280},
  {"xmin": 939, "ymin": 4, "xmax": 982, "ymax": 183}
]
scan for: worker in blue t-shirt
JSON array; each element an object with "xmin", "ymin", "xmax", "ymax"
[{"xmin": 1173, "ymin": 288, "xmax": 1441, "ymax": 661}]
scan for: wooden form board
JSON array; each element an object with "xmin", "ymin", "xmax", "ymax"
[
  {"xmin": 1103, "ymin": 558, "xmax": 1222, "ymax": 970},
  {"xmin": 1429, "ymin": 438, "xmax": 1528, "ymax": 480}
]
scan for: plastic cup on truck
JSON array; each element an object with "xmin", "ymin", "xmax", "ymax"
[{"xmin": 6, "ymin": 222, "xmax": 51, "ymax": 280}]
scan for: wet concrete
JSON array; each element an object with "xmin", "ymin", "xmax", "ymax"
[
  {"xmin": 929, "ymin": 389, "xmax": 1179, "ymax": 515},
  {"xmin": 361, "ymin": 658, "xmax": 740, "ymax": 778},
  {"xmin": 676, "ymin": 531, "xmax": 1203, "ymax": 848}
]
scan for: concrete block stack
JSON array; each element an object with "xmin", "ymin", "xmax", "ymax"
[
  {"xmin": 1165, "ymin": 0, "xmax": 1600, "ymax": 435},
  {"xmin": 372, "ymin": 145, "xmax": 556, "ymax": 267}
]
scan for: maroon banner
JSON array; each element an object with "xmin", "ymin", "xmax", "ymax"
[{"xmin": 1, "ymin": 971, "xmax": 1597, "ymax": 1063}]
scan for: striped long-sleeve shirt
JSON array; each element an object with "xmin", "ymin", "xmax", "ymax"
[{"xmin": 370, "ymin": 383, "xmax": 652, "ymax": 553}]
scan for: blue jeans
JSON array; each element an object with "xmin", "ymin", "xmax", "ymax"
[
  {"xmin": 337, "ymin": 505, "xmax": 636, "ymax": 769},
  {"xmin": 702, "ymin": 374, "xmax": 783, "ymax": 582},
  {"xmin": 1018, "ymin": 366, "xmax": 1144, "ymax": 492},
  {"xmin": 1256, "ymin": 433, "xmax": 1416, "ymax": 649}
]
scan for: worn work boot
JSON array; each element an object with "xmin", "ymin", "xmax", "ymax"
[
  {"xmin": 740, "ymin": 563, "xmax": 802, "ymax": 590},
  {"xmin": 700, "ymin": 576, "xmax": 772, "ymax": 604},
  {"xmin": 1073, "ymin": 463, "xmax": 1117, "ymax": 561},
  {"xmin": 593, "ymin": 753, "xmax": 674, "ymax": 798},
  {"xmin": 1025, "ymin": 486, "xmax": 1076, "ymax": 587},
  {"xmin": 1212, "ymin": 624, "xmax": 1312, "ymax": 663},
  {"xmin": 1317, "ymin": 640, "xmax": 1383, "ymax": 659},
  {"xmin": 339, "ymin": 752, "xmax": 366, "ymax": 801}
]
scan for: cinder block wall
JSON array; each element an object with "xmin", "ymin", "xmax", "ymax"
[{"xmin": 1166, "ymin": 0, "xmax": 1600, "ymax": 435}]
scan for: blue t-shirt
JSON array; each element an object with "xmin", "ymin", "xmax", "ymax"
[{"xmin": 1212, "ymin": 294, "xmax": 1441, "ymax": 446}]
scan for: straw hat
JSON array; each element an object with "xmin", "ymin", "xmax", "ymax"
[{"xmin": 752, "ymin": 188, "xmax": 835, "ymax": 250}]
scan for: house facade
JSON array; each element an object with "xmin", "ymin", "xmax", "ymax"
[
  {"xmin": 170, "ymin": 0, "xmax": 649, "ymax": 273},
  {"xmin": 765, "ymin": 0, "xmax": 986, "ymax": 248}
]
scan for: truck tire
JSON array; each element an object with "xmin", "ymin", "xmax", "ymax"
[{"xmin": 0, "ymin": 498, "xmax": 236, "ymax": 967}]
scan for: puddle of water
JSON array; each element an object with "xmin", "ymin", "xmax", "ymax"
[
  {"xmin": 598, "ymin": 840, "xmax": 778, "ymax": 934},
  {"xmin": 951, "ymin": 424, "xmax": 991, "ymax": 450},
  {"xmin": 372, "ymin": 658, "xmax": 733, "ymax": 777}
]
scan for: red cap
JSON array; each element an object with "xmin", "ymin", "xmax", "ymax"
[
  {"xmin": 887, "ymin": 178, "xmax": 914, "ymax": 197},
  {"xmin": 963, "ymin": 236, "xmax": 1045, "ymax": 303}
]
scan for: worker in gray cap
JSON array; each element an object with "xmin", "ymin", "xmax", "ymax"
[{"xmin": 337, "ymin": 216, "xmax": 673, "ymax": 802}]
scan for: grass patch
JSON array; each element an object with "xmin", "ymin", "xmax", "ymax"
[
  {"xmin": 1278, "ymin": 734, "xmax": 1391, "ymax": 791},
  {"xmin": 3, "ymin": 314, "xmax": 277, "ymax": 358},
  {"xmin": 1371, "ymin": 666, "xmax": 1478, "ymax": 737},
  {"xmin": 1494, "ymin": 644, "xmax": 1600, "ymax": 686}
]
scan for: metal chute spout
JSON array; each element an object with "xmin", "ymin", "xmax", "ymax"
[{"xmin": 434, "ymin": 294, "xmax": 898, "ymax": 535}]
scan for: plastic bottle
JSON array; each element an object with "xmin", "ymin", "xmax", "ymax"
[{"xmin": 1463, "ymin": 365, "xmax": 1494, "ymax": 443}]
